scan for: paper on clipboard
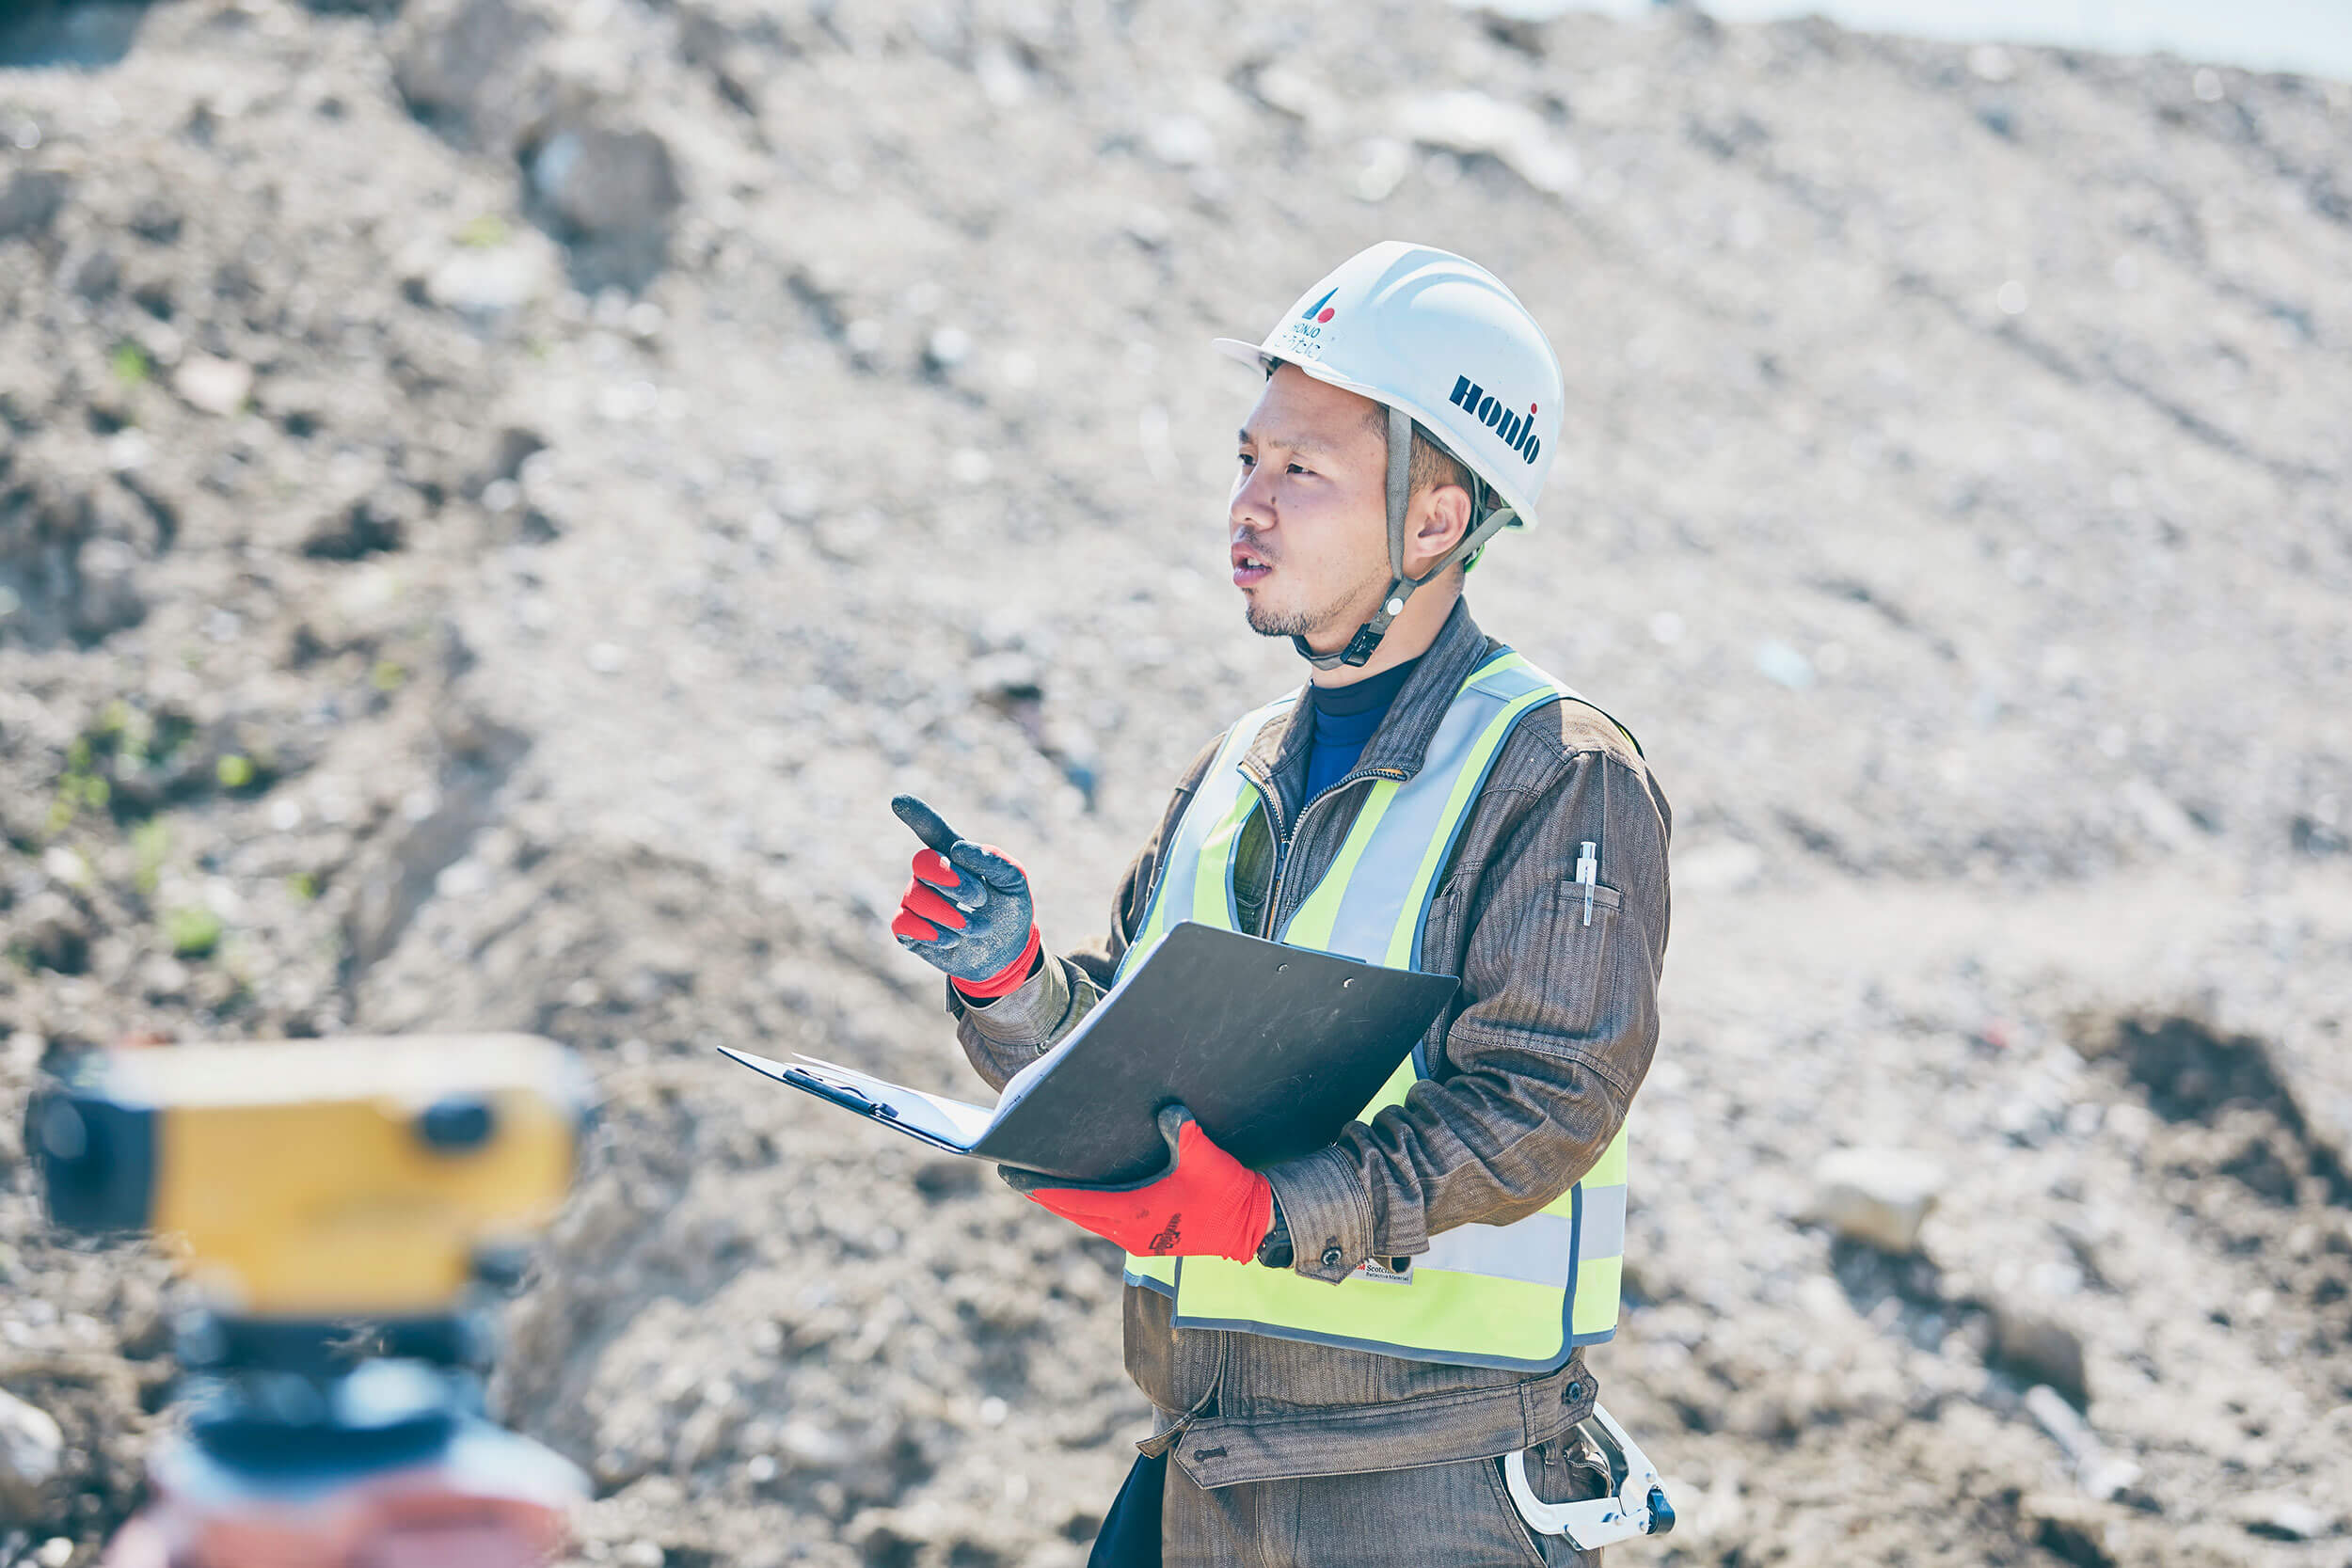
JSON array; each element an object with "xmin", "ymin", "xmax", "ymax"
[{"xmin": 718, "ymin": 1051, "xmax": 998, "ymax": 1152}]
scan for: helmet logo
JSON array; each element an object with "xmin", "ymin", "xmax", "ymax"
[
  {"xmin": 1272, "ymin": 291, "xmax": 1337, "ymax": 360},
  {"xmin": 1448, "ymin": 375, "xmax": 1542, "ymax": 465}
]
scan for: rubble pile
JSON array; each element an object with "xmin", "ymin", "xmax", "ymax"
[{"xmin": 2, "ymin": 2, "xmax": 2347, "ymax": 1564}]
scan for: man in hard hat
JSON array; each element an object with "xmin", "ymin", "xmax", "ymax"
[{"xmin": 890, "ymin": 243, "xmax": 1669, "ymax": 1565}]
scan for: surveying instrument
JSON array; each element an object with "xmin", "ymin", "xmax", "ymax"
[{"xmin": 27, "ymin": 1035, "xmax": 594, "ymax": 1568}]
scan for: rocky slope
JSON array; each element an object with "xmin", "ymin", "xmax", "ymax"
[{"xmin": 2, "ymin": 2, "xmax": 2348, "ymax": 1564}]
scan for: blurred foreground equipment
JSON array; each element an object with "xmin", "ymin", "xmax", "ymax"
[{"xmin": 26, "ymin": 1036, "xmax": 595, "ymax": 1568}]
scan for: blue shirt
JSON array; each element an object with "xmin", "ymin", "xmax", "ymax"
[{"xmin": 1302, "ymin": 657, "xmax": 1422, "ymax": 801}]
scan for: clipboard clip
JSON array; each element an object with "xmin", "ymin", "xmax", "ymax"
[{"xmin": 782, "ymin": 1067, "xmax": 900, "ymax": 1122}]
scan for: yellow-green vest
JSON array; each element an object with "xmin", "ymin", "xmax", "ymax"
[{"xmin": 1118, "ymin": 650, "xmax": 1629, "ymax": 1371}]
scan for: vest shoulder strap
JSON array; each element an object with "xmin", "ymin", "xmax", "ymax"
[{"xmin": 1473, "ymin": 650, "xmax": 1642, "ymax": 761}]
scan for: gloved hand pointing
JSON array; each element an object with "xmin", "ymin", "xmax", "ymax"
[{"xmin": 889, "ymin": 794, "xmax": 1042, "ymax": 999}]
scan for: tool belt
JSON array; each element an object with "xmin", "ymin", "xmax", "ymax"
[{"xmin": 1140, "ymin": 1356, "xmax": 1598, "ymax": 1490}]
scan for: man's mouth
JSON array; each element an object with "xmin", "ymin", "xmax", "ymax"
[{"xmin": 1231, "ymin": 545, "xmax": 1272, "ymax": 587}]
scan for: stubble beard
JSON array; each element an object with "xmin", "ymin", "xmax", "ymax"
[
  {"xmin": 1244, "ymin": 598, "xmax": 1315, "ymax": 640},
  {"xmin": 1243, "ymin": 559, "xmax": 1391, "ymax": 644}
]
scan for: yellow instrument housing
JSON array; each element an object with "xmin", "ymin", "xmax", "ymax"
[{"xmin": 94, "ymin": 1035, "xmax": 587, "ymax": 1318}]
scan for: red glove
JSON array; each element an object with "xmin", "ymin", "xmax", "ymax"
[
  {"xmin": 889, "ymin": 795, "xmax": 1041, "ymax": 1000},
  {"xmin": 1025, "ymin": 1113, "xmax": 1273, "ymax": 1262}
]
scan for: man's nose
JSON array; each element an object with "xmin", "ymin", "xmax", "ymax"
[{"xmin": 1230, "ymin": 465, "xmax": 1276, "ymax": 531}]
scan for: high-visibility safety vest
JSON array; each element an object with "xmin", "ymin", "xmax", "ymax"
[{"xmin": 1117, "ymin": 650, "xmax": 1629, "ymax": 1371}]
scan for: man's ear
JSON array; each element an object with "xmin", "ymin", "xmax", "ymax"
[{"xmin": 1403, "ymin": 483, "xmax": 1473, "ymax": 581}]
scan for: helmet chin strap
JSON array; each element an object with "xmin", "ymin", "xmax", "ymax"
[{"xmin": 1293, "ymin": 405, "xmax": 1517, "ymax": 671}]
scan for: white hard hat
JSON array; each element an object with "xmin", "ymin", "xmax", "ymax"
[
  {"xmin": 1215, "ymin": 240, "xmax": 1563, "ymax": 532},
  {"xmin": 1215, "ymin": 241, "xmax": 1565, "ymax": 666}
]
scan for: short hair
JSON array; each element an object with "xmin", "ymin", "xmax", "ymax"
[{"xmin": 1364, "ymin": 404, "xmax": 1476, "ymax": 501}]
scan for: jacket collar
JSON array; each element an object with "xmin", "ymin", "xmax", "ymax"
[{"xmin": 1240, "ymin": 598, "xmax": 1497, "ymax": 815}]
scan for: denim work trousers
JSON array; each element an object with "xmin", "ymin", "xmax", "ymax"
[{"xmin": 1159, "ymin": 1453, "xmax": 1601, "ymax": 1568}]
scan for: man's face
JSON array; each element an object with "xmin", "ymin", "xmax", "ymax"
[{"xmin": 1229, "ymin": 364, "xmax": 1392, "ymax": 644}]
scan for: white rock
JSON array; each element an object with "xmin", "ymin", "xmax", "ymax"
[
  {"xmin": 0, "ymin": 1386, "xmax": 65, "ymax": 1517},
  {"xmin": 1807, "ymin": 1148, "xmax": 1946, "ymax": 1254},
  {"xmin": 1392, "ymin": 90, "xmax": 1580, "ymax": 195},
  {"xmin": 104, "ymin": 429, "xmax": 152, "ymax": 471},
  {"xmin": 428, "ymin": 244, "xmax": 555, "ymax": 314},
  {"xmin": 2122, "ymin": 777, "xmax": 2196, "ymax": 847},
  {"xmin": 1145, "ymin": 114, "xmax": 1215, "ymax": 168},
  {"xmin": 173, "ymin": 353, "xmax": 254, "ymax": 416},
  {"xmin": 1354, "ymin": 137, "xmax": 1412, "ymax": 203},
  {"xmin": 926, "ymin": 326, "xmax": 972, "ymax": 370},
  {"xmin": 1755, "ymin": 640, "xmax": 1816, "ymax": 689},
  {"xmin": 2025, "ymin": 1385, "xmax": 2142, "ymax": 1501},
  {"xmin": 1257, "ymin": 66, "xmax": 1344, "ymax": 131},
  {"xmin": 1968, "ymin": 44, "xmax": 2016, "ymax": 83},
  {"xmin": 2231, "ymin": 1491, "xmax": 2333, "ymax": 1542},
  {"xmin": 1675, "ymin": 839, "xmax": 1764, "ymax": 893}
]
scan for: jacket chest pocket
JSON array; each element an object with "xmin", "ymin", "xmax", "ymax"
[
  {"xmin": 1426, "ymin": 878, "xmax": 1628, "ymax": 1049},
  {"xmin": 1535, "ymin": 879, "xmax": 1624, "ymax": 1040}
]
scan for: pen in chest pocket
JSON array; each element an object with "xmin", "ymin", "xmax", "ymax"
[{"xmin": 1576, "ymin": 840, "xmax": 1597, "ymax": 927}]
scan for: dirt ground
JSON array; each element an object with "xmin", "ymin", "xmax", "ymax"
[{"xmin": 2, "ymin": 2, "xmax": 2348, "ymax": 1564}]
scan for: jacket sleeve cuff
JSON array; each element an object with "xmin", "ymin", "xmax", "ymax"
[
  {"xmin": 946, "ymin": 952, "xmax": 1076, "ymax": 1053},
  {"xmin": 1263, "ymin": 1148, "xmax": 1380, "ymax": 1283}
]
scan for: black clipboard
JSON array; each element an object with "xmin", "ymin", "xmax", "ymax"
[{"xmin": 720, "ymin": 922, "xmax": 1458, "ymax": 1183}]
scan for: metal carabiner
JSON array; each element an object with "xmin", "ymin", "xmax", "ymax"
[{"xmin": 1501, "ymin": 1402, "xmax": 1676, "ymax": 1551}]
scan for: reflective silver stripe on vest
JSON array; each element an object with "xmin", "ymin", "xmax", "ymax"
[
  {"xmin": 1306, "ymin": 657, "xmax": 1571, "ymax": 964},
  {"xmin": 1416, "ymin": 1184, "xmax": 1622, "ymax": 1287},
  {"xmin": 1418, "ymin": 1214, "xmax": 1570, "ymax": 1286},
  {"xmin": 1575, "ymin": 1184, "xmax": 1626, "ymax": 1259}
]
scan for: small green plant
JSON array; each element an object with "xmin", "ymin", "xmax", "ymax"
[
  {"xmin": 48, "ymin": 736, "xmax": 111, "ymax": 834},
  {"xmin": 165, "ymin": 906, "xmax": 222, "ymax": 959},
  {"xmin": 132, "ymin": 818, "xmax": 169, "ymax": 896},
  {"xmin": 456, "ymin": 213, "xmax": 510, "ymax": 249},
  {"xmin": 215, "ymin": 753, "xmax": 255, "ymax": 790},
  {"xmin": 286, "ymin": 870, "xmax": 317, "ymax": 902},
  {"xmin": 100, "ymin": 700, "xmax": 154, "ymax": 777},
  {"xmin": 371, "ymin": 659, "xmax": 406, "ymax": 692},
  {"xmin": 110, "ymin": 341, "xmax": 151, "ymax": 388}
]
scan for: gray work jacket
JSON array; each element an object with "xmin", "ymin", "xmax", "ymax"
[{"xmin": 950, "ymin": 600, "xmax": 1673, "ymax": 1489}]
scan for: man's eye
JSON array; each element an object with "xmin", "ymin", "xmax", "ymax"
[
  {"xmin": 1287, "ymin": 463, "xmax": 1312, "ymax": 476},
  {"xmin": 1237, "ymin": 452, "xmax": 1255, "ymax": 467}
]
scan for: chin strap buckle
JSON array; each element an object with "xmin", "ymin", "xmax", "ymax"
[
  {"xmin": 1338, "ymin": 622, "xmax": 1389, "ymax": 667},
  {"xmin": 1293, "ymin": 578, "xmax": 1411, "ymax": 671}
]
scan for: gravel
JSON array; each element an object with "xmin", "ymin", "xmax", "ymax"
[{"xmin": 2, "ymin": 4, "xmax": 2348, "ymax": 1565}]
